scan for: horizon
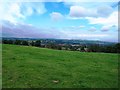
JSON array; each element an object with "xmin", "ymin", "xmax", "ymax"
[
  {"xmin": 0, "ymin": 1, "xmax": 119, "ymax": 42},
  {"xmin": 2, "ymin": 37, "xmax": 118, "ymax": 43}
]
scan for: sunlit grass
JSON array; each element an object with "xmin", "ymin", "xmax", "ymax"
[{"xmin": 2, "ymin": 44, "xmax": 118, "ymax": 88}]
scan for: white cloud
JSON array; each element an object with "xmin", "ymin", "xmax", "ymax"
[
  {"xmin": 69, "ymin": 6, "xmax": 97, "ymax": 18},
  {"xmin": 22, "ymin": 6, "xmax": 33, "ymax": 16},
  {"xmin": 62, "ymin": 25, "xmax": 85, "ymax": 30},
  {"xmin": 97, "ymin": 5, "xmax": 113, "ymax": 17},
  {"xmin": 79, "ymin": 25, "xmax": 85, "ymax": 28},
  {"xmin": 65, "ymin": 0, "xmax": 119, "ymax": 2},
  {"xmin": 9, "ymin": 3, "xmax": 24, "ymax": 18},
  {"xmin": 69, "ymin": 6, "xmax": 86, "ymax": 17},
  {"xmin": 50, "ymin": 12, "xmax": 63, "ymax": 21},
  {"xmin": 21, "ymin": 2, "xmax": 46, "ymax": 16},
  {"xmin": 89, "ymin": 27, "xmax": 97, "ymax": 32},
  {"xmin": 68, "ymin": 4, "xmax": 114, "ymax": 19},
  {"xmin": 75, "ymin": 34, "xmax": 108, "ymax": 37},
  {"xmin": 0, "ymin": 2, "xmax": 47, "ymax": 24},
  {"xmin": 61, "ymin": 30, "xmax": 109, "ymax": 40},
  {"xmin": 1, "ymin": 0, "xmax": 119, "ymax": 2},
  {"xmin": 86, "ymin": 11, "xmax": 118, "ymax": 27},
  {"xmin": 0, "ymin": 2, "xmax": 24, "ymax": 24},
  {"xmin": 101, "ymin": 26, "xmax": 110, "ymax": 31}
]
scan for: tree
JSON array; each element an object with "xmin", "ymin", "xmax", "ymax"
[
  {"xmin": 56, "ymin": 45, "xmax": 62, "ymax": 50},
  {"xmin": 35, "ymin": 40, "xmax": 41, "ymax": 47},
  {"xmin": 14, "ymin": 40, "xmax": 22, "ymax": 45},
  {"xmin": 31, "ymin": 41, "xmax": 35, "ymax": 46},
  {"xmin": 89, "ymin": 44, "xmax": 100, "ymax": 52},
  {"xmin": 22, "ymin": 40, "xmax": 29, "ymax": 46},
  {"xmin": 114, "ymin": 43, "xmax": 120, "ymax": 53}
]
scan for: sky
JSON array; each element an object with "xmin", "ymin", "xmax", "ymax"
[{"xmin": 0, "ymin": 0, "xmax": 119, "ymax": 42}]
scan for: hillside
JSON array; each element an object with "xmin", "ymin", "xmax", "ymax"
[{"xmin": 2, "ymin": 44, "xmax": 118, "ymax": 88}]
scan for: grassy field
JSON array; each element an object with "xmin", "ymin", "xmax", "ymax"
[{"xmin": 2, "ymin": 44, "xmax": 118, "ymax": 88}]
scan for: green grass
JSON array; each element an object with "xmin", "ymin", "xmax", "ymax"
[
  {"xmin": 2, "ymin": 44, "xmax": 118, "ymax": 88},
  {"xmin": 0, "ymin": 44, "xmax": 2, "ymax": 89}
]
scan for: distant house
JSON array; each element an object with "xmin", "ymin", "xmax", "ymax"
[
  {"xmin": 41, "ymin": 44, "xmax": 45, "ymax": 47},
  {"xmin": 77, "ymin": 48, "xmax": 81, "ymax": 51},
  {"xmin": 58, "ymin": 44, "xmax": 66, "ymax": 46},
  {"xmin": 67, "ymin": 48, "xmax": 71, "ymax": 50},
  {"xmin": 84, "ymin": 47, "xmax": 89, "ymax": 52},
  {"xmin": 71, "ymin": 44, "xmax": 80, "ymax": 47},
  {"xmin": 61, "ymin": 47, "xmax": 66, "ymax": 50}
]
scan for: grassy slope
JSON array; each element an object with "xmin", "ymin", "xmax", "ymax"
[
  {"xmin": 2, "ymin": 44, "xmax": 118, "ymax": 88},
  {"xmin": 0, "ymin": 44, "xmax": 2, "ymax": 89}
]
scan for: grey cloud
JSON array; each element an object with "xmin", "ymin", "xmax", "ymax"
[
  {"xmin": 2, "ymin": 20, "xmax": 62, "ymax": 39},
  {"xmin": 69, "ymin": 5, "xmax": 114, "ymax": 19},
  {"xmin": 97, "ymin": 5, "xmax": 113, "ymax": 17}
]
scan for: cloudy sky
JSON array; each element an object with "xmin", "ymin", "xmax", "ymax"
[{"xmin": 0, "ymin": 0, "xmax": 119, "ymax": 42}]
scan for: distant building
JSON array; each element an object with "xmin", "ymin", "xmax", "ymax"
[
  {"xmin": 61, "ymin": 47, "xmax": 66, "ymax": 50},
  {"xmin": 71, "ymin": 44, "xmax": 80, "ymax": 47},
  {"xmin": 77, "ymin": 48, "xmax": 81, "ymax": 51},
  {"xmin": 84, "ymin": 47, "xmax": 89, "ymax": 52},
  {"xmin": 41, "ymin": 44, "xmax": 45, "ymax": 47}
]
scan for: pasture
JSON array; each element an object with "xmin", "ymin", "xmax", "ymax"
[{"xmin": 2, "ymin": 44, "xmax": 118, "ymax": 88}]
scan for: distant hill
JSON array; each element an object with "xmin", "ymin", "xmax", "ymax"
[{"xmin": 2, "ymin": 37, "xmax": 116, "ymax": 46}]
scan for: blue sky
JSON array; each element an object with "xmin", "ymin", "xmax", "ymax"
[{"xmin": 0, "ymin": 0, "xmax": 119, "ymax": 42}]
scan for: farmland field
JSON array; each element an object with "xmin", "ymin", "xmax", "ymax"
[{"xmin": 2, "ymin": 44, "xmax": 118, "ymax": 88}]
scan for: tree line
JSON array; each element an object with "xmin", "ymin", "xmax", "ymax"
[{"xmin": 2, "ymin": 39, "xmax": 120, "ymax": 53}]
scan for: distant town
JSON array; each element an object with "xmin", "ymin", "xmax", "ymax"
[{"xmin": 2, "ymin": 37, "xmax": 120, "ymax": 53}]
